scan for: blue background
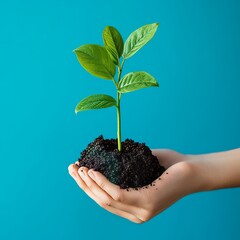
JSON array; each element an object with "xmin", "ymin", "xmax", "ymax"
[{"xmin": 0, "ymin": 0, "xmax": 240, "ymax": 239}]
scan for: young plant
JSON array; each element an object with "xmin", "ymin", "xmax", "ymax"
[{"xmin": 74, "ymin": 23, "xmax": 159, "ymax": 152}]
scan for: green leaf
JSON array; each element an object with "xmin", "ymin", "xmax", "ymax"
[
  {"xmin": 74, "ymin": 44, "xmax": 116, "ymax": 80},
  {"xmin": 118, "ymin": 72, "xmax": 159, "ymax": 93},
  {"xmin": 102, "ymin": 26, "xmax": 124, "ymax": 65},
  {"xmin": 123, "ymin": 23, "xmax": 159, "ymax": 59},
  {"xmin": 75, "ymin": 94, "xmax": 116, "ymax": 113}
]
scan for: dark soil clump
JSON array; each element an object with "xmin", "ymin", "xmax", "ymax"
[{"xmin": 76, "ymin": 135, "xmax": 165, "ymax": 189}]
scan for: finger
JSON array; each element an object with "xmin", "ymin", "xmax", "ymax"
[
  {"xmin": 80, "ymin": 168, "xmax": 147, "ymax": 221},
  {"xmin": 68, "ymin": 164, "xmax": 142, "ymax": 223},
  {"xmin": 86, "ymin": 169, "xmax": 138, "ymax": 206},
  {"xmin": 87, "ymin": 169, "xmax": 145, "ymax": 205},
  {"xmin": 69, "ymin": 165, "xmax": 113, "ymax": 208},
  {"xmin": 78, "ymin": 167, "xmax": 114, "ymax": 206},
  {"xmin": 68, "ymin": 164, "xmax": 111, "ymax": 207},
  {"xmin": 68, "ymin": 164, "xmax": 93, "ymax": 195},
  {"xmin": 88, "ymin": 169, "xmax": 123, "ymax": 201},
  {"xmin": 100, "ymin": 205, "xmax": 143, "ymax": 224}
]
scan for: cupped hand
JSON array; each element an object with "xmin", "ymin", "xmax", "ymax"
[{"xmin": 68, "ymin": 149, "xmax": 201, "ymax": 223}]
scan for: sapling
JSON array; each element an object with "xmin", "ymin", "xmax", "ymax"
[
  {"xmin": 73, "ymin": 23, "xmax": 165, "ymax": 189},
  {"xmin": 74, "ymin": 23, "xmax": 159, "ymax": 152}
]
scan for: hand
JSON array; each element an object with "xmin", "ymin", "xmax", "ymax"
[
  {"xmin": 68, "ymin": 149, "xmax": 204, "ymax": 223},
  {"xmin": 69, "ymin": 148, "xmax": 240, "ymax": 223}
]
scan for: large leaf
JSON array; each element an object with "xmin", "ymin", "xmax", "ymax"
[
  {"xmin": 75, "ymin": 94, "xmax": 116, "ymax": 113},
  {"xmin": 74, "ymin": 44, "xmax": 116, "ymax": 80},
  {"xmin": 123, "ymin": 23, "xmax": 159, "ymax": 59},
  {"xmin": 102, "ymin": 26, "xmax": 124, "ymax": 65},
  {"xmin": 118, "ymin": 72, "xmax": 159, "ymax": 93}
]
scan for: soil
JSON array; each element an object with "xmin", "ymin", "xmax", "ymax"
[{"xmin": 76, "ymin": 135, "xmax": 165, "ymax": 189}]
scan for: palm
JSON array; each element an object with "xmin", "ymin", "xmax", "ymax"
[
  {"xmin": 114, "ymin": 150, "xmax": 193, "ymax": 221},
  {"xmin": 151, "ymin": 149, "xmax": 186, "ymax": 169}
]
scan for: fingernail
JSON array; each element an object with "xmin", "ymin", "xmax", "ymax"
[
  {"xmin": 79, "ymin": 168, "xmax": 85, "ymax": 179},
  {"xmin": 88, "ymin": 170, "xmax": 95, "ymax": 180}
]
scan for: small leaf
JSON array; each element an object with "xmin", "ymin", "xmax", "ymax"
[
  {"xmin": 74, "ymin": 44, "xmax": 116, "ymax": 80},
  {"xmin": 123, "ymin": 23, "xmax": 159, "ymax": 59},
  {"xmin": 118, "ymin": 72, "xmax": 159, "ymax": 93},
  {"xmin": 75, "ymin": 94, "xmax": 116, "ymax": 113},
  {"xmin": 102, "ymin": 26, "xmax": 124, "ymax": 65}
]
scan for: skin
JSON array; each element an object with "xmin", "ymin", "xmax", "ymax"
[{"xmin": 68, "ymin": 148, "xmax": 240, "ymax": 224}]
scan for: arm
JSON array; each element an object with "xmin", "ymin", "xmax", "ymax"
[
  {"xmin": 68, "ymin": 148, "xmax": 240, "ymax": 223},
  {"xmin": 187, "ymin": 148, "xmax": 240, "ymax": 191}
]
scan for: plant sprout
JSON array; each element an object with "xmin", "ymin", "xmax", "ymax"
[{"xmin": 74, "ymin": 23, "xmax": 159, "ymax": 151}]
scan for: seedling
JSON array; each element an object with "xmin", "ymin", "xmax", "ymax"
[{"xmin": 74, "ymin": 23, "xmax": 159, "ymax": 151}]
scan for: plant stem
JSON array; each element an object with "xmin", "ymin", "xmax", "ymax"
[
  {"xmin": 117, "ymin": 92, "xmax": 121, "ymax": 151},
  {"xmin": 116, "ymin": 59, "xmax": 125, "ymax": 151}
]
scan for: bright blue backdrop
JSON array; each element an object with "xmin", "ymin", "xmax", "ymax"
[{"xmin": 0, "ymin": 0, "xmax": 240, "ymax": 239}]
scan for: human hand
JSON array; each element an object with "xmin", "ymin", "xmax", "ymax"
[{"xmin": 68, "ymin": 149, "xmax": 207, "ymax": 223}]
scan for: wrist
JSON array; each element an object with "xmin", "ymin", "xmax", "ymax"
[{"xmin": 184, "ymin": 154, "xmax": 216, "ymax": 192}]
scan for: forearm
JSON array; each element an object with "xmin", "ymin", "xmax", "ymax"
[{"xmin": 188, "ymin": 148, "xmax": 240, "ymax": 191}]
